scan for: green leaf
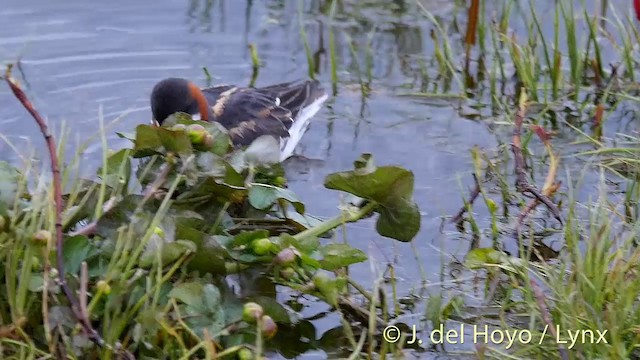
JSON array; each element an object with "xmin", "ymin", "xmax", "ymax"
[
  {"xmin": 278, "ymin": 233, "xmax": 320, "ymax": 254},
  {"xmin": 139, "ymin": 240, "xmax": 196, "ymax": 268},
  {"xmin": 132, "ymin": 124, "xmax": 193, "ymax": 158},
  {"xmin": 325, "ymin": 165, "xmax": 413, "ymax": 204},
  {"xmin": 224, "ymin": 162, "xmax": 245, "ymax": 187},
  {"xmin": 202, "ymin": 284, "xmax": 222, "ymax": 313},
  {"xmin": 98, "ymin": 149, "xmax": 132, "ymax": 189},
  {"xmin": 115, "ymin": 131, "xmax": 135, "ymax": 141},
  {"xmin": 465, "ymin": 248, "xmax": 506, "ymax": 269},
  {"xmin": 425, "ymin": 293, "xmax": 443, "ymax": 328},
  {"xmin": 169, "ymin": 282, "xmax": 206, "ymax": 311},
  {"xmin": 248, "ymin": 183, "xmax": 305, "ymax": 214},
  {"xmin": 375, "ymin": 200, "xmax": 421, "ymax": 242},
  {"xmin": 442, "ymin": 296, "xmax": 464, "ymax": 319},
  {"xmin": 220, "ymin": 230, "xmax": 274, "ymax": 264},
  {"xmin": 277, "ymin": 212, "xmax": 329, "ymax": 236},
  {"xmin": 204, "ymin": 121, "xmax": 233, "ymax": 156},
  {"xmin": 299, "ymin": 253, "xmax": 321, "ymax": 269},
  {"xmin": 0, "ymin": 161, "xmax": 20, "ymax": 216},
  {"xmin": 165, "ymin": 116, "xmax": 231, "ymax": 156},
  {"xmin": 161, "ymin": 112, "xmax": 194, "ymax": 127},
  {"xmin": 95, "ymin": 195, "xmax": 152, "ymax": 240},
  {"xmin": 324, "ymin": 154, "xmax": 421, "ymax": 242},
  {"xmin": 156, "ymin": 127, "xmax": 193, "ymax": 156},
  {"xmin": 179, "ymin": 227, "xmax": 229, "ymax": 275},
  {"xmin": 195, "ymin": 152, "xmax": 226, "ymax": 177},
  {"xmin": 133, "ymin": 125, "xmax": 163, "ymax": 157},
  {"xmin": 318, "ymin": 244, "xmax": 367, "ymax": 270},
  {"xmin": 176, "ymin": 177, "xmax": 246, "ymax": 205},
  {"xmin": 312, "ymin": 273, "xmax": 346, "ymax": 307},
  {"xmin": 230, "ymin": 230, "xmax": 270, "ymax": 248},
  {"xmin": 169, "ymin": 281, "xmax": 226, "ymax": 338},
  {"xmin": 62, "ymin": 235, "xmax": 91, "ymax": 274},
  {"xmin": 28, "ymin": 274, "xmax": 44, "ymax": 292}
]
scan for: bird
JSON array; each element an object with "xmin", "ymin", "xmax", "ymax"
[{"xmin": 149, "ymin": 77, "xmax": 328, "ymax": 161}]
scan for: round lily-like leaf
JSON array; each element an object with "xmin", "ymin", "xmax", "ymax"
[
  {"xmin": 248, "ymin": 183, "xmax": 305, "ymax": 214},
  {"xmin": 324, "ymin": 154, "xmax": 421, "ymax": 242},
  {"xmin": 168, "ymin": 281, "xmax": 227, "ymax": 338},
  {"xmin": 177, "ymin": 220, "xmax": 228, "ymax": 275},
  {"xmin": 132, "ymin": 124, "xmax": 194, "ymax": 158},
  {"xmin": 375, "ymin": 199, "xmax": 421, "ymax": 242},
  {"xmin": 318, "ymin": 244, "xmax": 368, "ymax": 270}
]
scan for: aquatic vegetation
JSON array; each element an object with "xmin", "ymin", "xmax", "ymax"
[
  {"xmin": 0, "ymin": 74, "xmax": 420, "ymax": 358},
  {"xmin": 4, "ymin": 0, "xmax": 640, "ymax": 358}
]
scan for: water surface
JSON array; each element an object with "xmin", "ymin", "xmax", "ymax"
[{"xmin": 0, "ymin": 0, "xmax": 635, "ymax": 358}]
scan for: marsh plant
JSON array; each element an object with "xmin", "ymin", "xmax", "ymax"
[{"xmin": 0, "ymin": 109, "xmax": 421, "ymax": 358}]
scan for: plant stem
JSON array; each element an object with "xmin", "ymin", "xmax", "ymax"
[{"xmin": 292, "ymin": 201, "xmax": 377, "ymax": 241}]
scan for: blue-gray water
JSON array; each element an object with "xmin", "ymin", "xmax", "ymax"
[{"xmin": 0, "ymin": 0, "xmax": 636, "ymax": 358}]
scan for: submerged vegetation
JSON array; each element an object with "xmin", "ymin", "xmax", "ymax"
[{"xmin": 3, "ymin": 0, "xmax": 640, "ymax": 359}]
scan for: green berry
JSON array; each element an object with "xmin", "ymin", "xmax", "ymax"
[
  {"xmin": 242, "ymin": 302, "xmax": 264, "ymax": 323},
  {"xmin": 274, "ymin": 176, "xmax": 286, "ymax": 187},
  {"xmin": 251, "ymin": 238, "xmax": 273, "ymax": 256},
  {"xmin": 186, "ymin": 124, "xmax": 208, "ymax": 144},
  {"xmin": 31, "ymin": 256, "xmax": 42, "ymax": 271},
  {"xmin": 32, "ymin": 230, "xmax": 52, "ymax": 246},
  {"xmin": 96, "ymin": 280, "xmax": 111, "ymax": 295},
  {"xmin": 237, "ymin": 348, "xmax": 253, "ymax": 360}
]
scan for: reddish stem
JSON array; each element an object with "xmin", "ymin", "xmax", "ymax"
[{"xmin": 4, "ymin": 66, "xmax": 104, "ymax": 347}]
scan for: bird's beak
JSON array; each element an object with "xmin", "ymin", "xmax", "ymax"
[{"xmin": 150, "ymin": 119, "xmax": 160, "ymax": 127}]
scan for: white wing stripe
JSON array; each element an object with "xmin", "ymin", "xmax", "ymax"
[{"xmin": 279, "ymin": 93, "xmax": 329, "ymax": 161}]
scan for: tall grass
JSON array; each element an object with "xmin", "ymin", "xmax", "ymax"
[
  {"xmin": 328, "ymin": 0, "xmax": 339, "ymax": 95},
  {"xmin": 298, "ymin": 0, "xmax": 316, "ymax": 80}
]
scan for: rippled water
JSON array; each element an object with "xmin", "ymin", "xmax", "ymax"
[{"xmin": 0, "ymin": 0, "xmax": 636, "ymax": 358}]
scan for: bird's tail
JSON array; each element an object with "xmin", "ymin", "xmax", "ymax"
[{"xmin": 258, "ymin": 80, "xmax": 328, "ymax": 161}]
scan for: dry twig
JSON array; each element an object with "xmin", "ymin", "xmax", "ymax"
[
  {"xmin": 450, "ymin": 173, "xmax": 482, "ymax": 226},
  {"xmin": 511, "ymin": 89, "xmax": 563, "ymax": 229},
  {"xmin": 515, "ymin": 124, "xmax": 562, "ymax": 239},
  {"xmin": 4, "ymin": 65, "xmax": 105, "ymax": 347}
]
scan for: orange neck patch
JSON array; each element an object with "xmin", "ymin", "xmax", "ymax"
[{"xmin": 188, "ymin": 82, "xmax": 210, "ymax": 122}]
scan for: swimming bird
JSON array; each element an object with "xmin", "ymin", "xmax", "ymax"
[{"xmin": 150, "ymin": 78, "xmax": 328, "ymax": 161}]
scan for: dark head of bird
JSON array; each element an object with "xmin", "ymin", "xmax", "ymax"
[{"xmin": 150, "ymin": 77, "xmax": 210, "ymax": 125}]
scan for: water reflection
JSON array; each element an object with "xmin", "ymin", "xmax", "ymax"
[{"xmin": 0, "ymin": 0, "xmax": 544, "ymax": 357}]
